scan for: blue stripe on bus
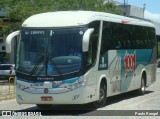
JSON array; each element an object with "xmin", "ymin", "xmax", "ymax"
[{"xmin": 62, "ymin": 77, "xmax": 78, "ymax": 84}]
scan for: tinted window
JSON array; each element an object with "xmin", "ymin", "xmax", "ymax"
[
  {"xmin": 100, "ymin": 22, "xmax": 133, "ymax": 53},
  {"xmin": 147, "ymin": 27, "xmax": 156, "ymax": 48},
  {"xmin": 0, "ymin": 65, "xmax": 12, "ymax": 70},
  {"xmin": 101, "ymin": 21, "xmax": 156, "ymax": 52}
]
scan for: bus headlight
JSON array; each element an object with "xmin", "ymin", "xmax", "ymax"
[
  {"xmin": 61, "ymin": 80, "xmax": 86, "ymax": 90},
  {"xmin": 17, "ymin": 83, "xmax": 29, "ymax": 90}
]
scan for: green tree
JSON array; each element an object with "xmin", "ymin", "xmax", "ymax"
[{"xmin": 0, "ymin": 0, "xmax": 121, "ymax": 33}]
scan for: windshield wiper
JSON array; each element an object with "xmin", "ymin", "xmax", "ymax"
[
  {"xmin": 30, "ymin": 54, "xmax": 44, "ymax": 75},
  {"xmin": 32, "ymin": 53, "xmax": 62, "ymax": 76}
]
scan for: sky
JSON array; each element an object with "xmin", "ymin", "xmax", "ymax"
[{"xmin": 115, "ymin": 0, "xmax": 160, "ymax": 23}]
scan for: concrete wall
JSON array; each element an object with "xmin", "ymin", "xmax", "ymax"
[
  {"xmin": 130, "ymin": 5, "xmax": 144, "ymax": 18},
  {"xmin": 117, "ymin": 5, "xmax": 144, "ymax": 18},
  {"xmin": 154, "ymin": 22, "xmax": 160, "ymax": 36}
]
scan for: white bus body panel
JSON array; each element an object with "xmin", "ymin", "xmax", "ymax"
[
  {"xmin": 22, "ymin": 11, "xmax": 154, "ymax": 28},
  {"xmin": 16, "ymin": 75, "xmax": 97, "ymax": 104}
]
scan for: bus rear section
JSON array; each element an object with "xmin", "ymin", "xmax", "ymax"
[{"xmin": 98, "ymin": 20, "xmax": 157, "ymax": 98}]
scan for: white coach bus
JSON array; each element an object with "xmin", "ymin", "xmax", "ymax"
[{"xmin": 6, "ymin": 11, "xmax": 157, "ymax": 108}]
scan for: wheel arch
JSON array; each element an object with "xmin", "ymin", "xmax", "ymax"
[{"xmin": 97, "ymin": 75, "xmax": 108, "ymax": 97}]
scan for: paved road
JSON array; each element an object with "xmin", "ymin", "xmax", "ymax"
[{"xmin": 0, "ymin": 73, "xmax": 160, "ymax": 117}]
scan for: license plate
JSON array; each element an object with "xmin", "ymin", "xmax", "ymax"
[
  {"xmin": 30, "ymin": 83, "xmax": 44, "ymax": 88},
  {"xmin": 41, "ymin": 96, "xmax": 53, "ymax": 101}
]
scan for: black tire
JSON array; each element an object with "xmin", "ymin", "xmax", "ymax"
[
  {"xmin": 93, "ymin": 83, "xmax": 107, "ymax": 108},
  {"xmin": 137, "ymin": 76, "xmax": 145, "ymax": 95},
  {"xmin": 36, "ymin": 104, "xmax": 53, "ymax": 109}
]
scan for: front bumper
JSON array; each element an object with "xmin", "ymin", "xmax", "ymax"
[
  {"xmin": 16, "ymin": 85, "xmax": 86, "ymax": 104},
  {"xmin": 16, "ymin": 78, "xmax": 87, "ymax": 104}
]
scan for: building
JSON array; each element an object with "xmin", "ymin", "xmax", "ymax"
[
  {"xmin": 117, "ymin": 4, "xmax": 145, "ymax": 18},
  {"xmin": 154, "ymin": 22, "xmax": 160, "ymax": 36}
]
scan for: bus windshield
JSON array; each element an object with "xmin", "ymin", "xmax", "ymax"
[{"xmin": 16, "ymin": 27, "xmax": 85, "ymax": 76}]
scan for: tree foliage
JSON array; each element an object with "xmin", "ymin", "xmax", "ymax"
[{"xmin": 0, "ymin": 0, "xmax": 121, "ymax": 34}]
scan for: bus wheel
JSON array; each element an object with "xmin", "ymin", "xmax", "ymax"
[
  {"xmin": 93, "ymin": 83, "xmax": 107, "ymax": 108},
  {"xmin": 36, "ymin": 104, "xmax": 53, "ymax": 109},
  {"xmin": 138, "ymin": 76, "xmax": 145, "ymax": 95}
]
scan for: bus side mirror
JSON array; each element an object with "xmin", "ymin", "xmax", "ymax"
[
  {"xmin": 82, "ymin": 28, "xmax": 94, "ymax": 52},
  {"xmin": 6, "ymin": 30, "xmax": 20, "ymax": 53}
]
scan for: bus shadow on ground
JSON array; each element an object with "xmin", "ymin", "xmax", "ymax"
[
  {"xmin": 19, "ymin": 90, "xmax": 154, "ymax": 116},
  {"xmin": 19, "ymin": 103, "xmax": 97, "ymax": 116},
  {"xmin": 105, "ymin": 90, "xmax": 154, "ymax": 106}
]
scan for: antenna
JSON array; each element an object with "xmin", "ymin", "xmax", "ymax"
[
  {"xmin": 143, "ymin": 3, "xmax": 146, "ymax": 18},
  {"xmin": 126, "ymin": 0, "xmax": 128, "ymax": 5},
  {"xmin": 143, "ymin": 3, "xmax": 146, "ymax": 10},
  {"xmin": 123, "ymin": 0, "xmax": 126, "ymax": 16}
]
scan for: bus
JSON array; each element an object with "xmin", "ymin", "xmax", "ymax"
[{"xmin": 6, "ymin": 11, "xmax": 157, "ymax": 108}]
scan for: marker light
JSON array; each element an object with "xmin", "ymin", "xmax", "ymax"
[{"xmin": 121, "ymin": 20, "xmax": 129, "ymax": 24}]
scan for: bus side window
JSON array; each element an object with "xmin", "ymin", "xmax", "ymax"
[
  {"xmin": 115, "ymin": 41, "xmax": 121, "ymax": 49},
  {"xmin": 148, "ymin": 27, "xmax": 156, "ymax": 48},
  {"xmin": 87, "ymin": 36, "xmax": 96, "ymax": 65}
]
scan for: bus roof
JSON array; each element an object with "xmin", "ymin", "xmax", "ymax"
[{"xmin": 22, "ymin": 11, "xmax": 154, "ymax": 28}]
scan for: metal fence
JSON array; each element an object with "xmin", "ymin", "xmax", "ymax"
[{"xmin": 0, "ymin": 77, "xmax": 16, "ymax": 101}]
